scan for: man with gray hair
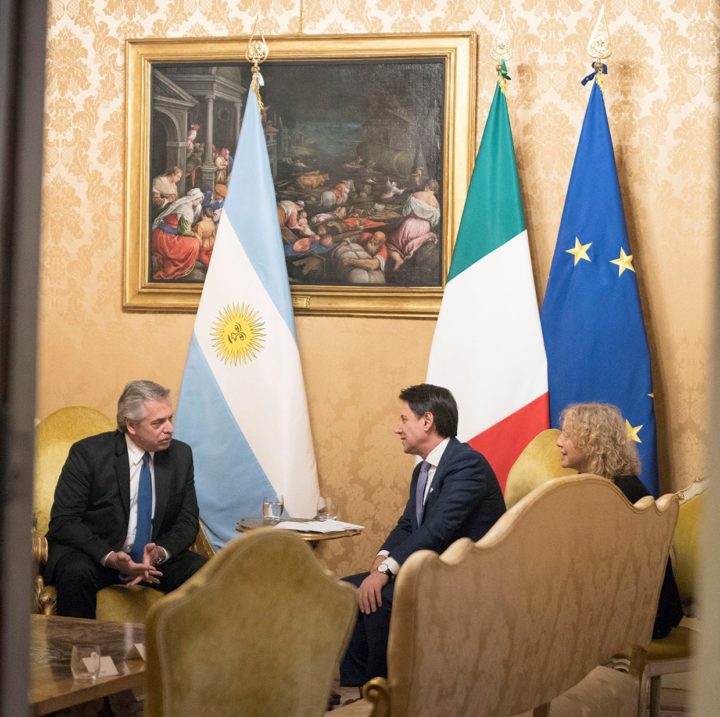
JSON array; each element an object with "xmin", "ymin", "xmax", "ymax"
[{"xmin": 45, "ymin": 380, "xmax": 207, "ymax": 618}]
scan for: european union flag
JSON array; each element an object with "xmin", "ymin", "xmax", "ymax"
[{"xmin": 541, "ymin": 80, "xmax": 658, "ymax": 494}]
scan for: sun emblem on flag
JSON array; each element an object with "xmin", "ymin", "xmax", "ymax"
[{"xmin": 211, "ymin": 303, "xmax": 266, "ymax": 365}]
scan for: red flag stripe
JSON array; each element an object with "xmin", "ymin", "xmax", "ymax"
[{"xmin": 467, "ymin": 393, "xmax": 550, "ymax": 493}]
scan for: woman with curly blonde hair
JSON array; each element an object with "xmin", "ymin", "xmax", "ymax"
[
  {"xmin": 557, "ymin": 402, "xmax": 682, "ymax": 639},
  {"xmin": 557, "ymin": 403, "xmax": 640, "ymax": 478}
]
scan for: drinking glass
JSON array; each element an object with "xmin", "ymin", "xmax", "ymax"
[
  {"xmin": 71, "ymin": 644, "xmax": 101, "ymax": 680},
  {"xmin": 262, "ymin": 494, "xmax": 284, "ymax": 522},
  {"xmin": 316, "ymin": 495, "xmax": 336, "ymax": 521}
]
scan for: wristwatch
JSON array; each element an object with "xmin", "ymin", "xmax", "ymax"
[{"xmin": 378, "ymin": 562, "xmax": 394, "ymax": 580}]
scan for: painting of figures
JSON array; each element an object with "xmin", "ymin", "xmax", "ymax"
[
  {"xmin": 149, "ymin": 59, "xmax": 444, "ymax": 288},
  {"xmin": 124, "ymin": 34, "xmax": 476, "ymax": 316}
]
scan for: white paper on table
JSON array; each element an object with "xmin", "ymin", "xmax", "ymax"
[
  {"xmin": 125, "ymin": 643, "xmax": 146, "ymax": 661},
  {"xmin": 272, "ymin": 519, "xmax": 364, "ymax": 533},
  {"xmin": 93, "ymin": 656, "xmax": 119, "ymax": 677}
]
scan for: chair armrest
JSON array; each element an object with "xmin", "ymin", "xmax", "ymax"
[
  {"xmin": 191, "ymin": 521, "xmax": 216, "ymax": 559},
  {"xmin": 31, "ymin": 525, "xmax": 56, "ymax": 614},
  {"xmin": 34, "ymin": 575, "xmax": 56, "ymax": 615},
  {"xmin": 32, "ymin": 525, "xmax": 48, "ymax": 567},
  {"xmin": 364, "ymin": 677, "xmax": 390, "ymax": 717}
]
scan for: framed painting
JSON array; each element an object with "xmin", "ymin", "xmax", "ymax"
[{"xmin": 123, "ymin": 33, "xmax": 477, "ymax": 317}]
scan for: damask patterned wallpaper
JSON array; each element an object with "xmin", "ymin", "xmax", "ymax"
[{"xmin": 37, "ymin": 0, "xmax": 718, "ymax": 575}]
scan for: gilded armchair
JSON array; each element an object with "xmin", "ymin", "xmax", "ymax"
[
  {"xmin": 145, "ymin": 529, "xmax": 357, "ymax": 717},
  {"xmin": 332, "ymin": 475, "xmax": 678, "ymax": 717}
]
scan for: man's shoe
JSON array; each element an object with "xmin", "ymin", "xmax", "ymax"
[{"xmin": 326, "ymin": 686, "xmax": 361, "ymax": 711}]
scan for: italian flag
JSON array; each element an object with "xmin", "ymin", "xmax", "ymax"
[{"xmin": 427, "ymin": 80, "xmax": 549, "ymax": 491}]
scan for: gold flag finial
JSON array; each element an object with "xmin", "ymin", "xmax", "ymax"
[
  {"xmin": 586, "ymin": 5, "xmax": 611, "ymax": 91},
  {"xmin": 246, "ymin": 22, "xmax": 269, "ymax": 111},
  {"xmin": 491, "ymin": 10, "xmax": 513, "ymax": 95},
  {"xmin": 587, "ymin": 4, "xmax": 611, "ymax": 63},
  {"xmin": 491, "ymin": 10, "xmax": 513, "ymax": 64}
]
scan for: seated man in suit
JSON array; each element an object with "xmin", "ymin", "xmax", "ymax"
[
  {"xmin": 45, "ymin": 379, "xmax": 207, "ymax": 618},
  {"xmin": 339, "ymin": 383, "xmax": 506, "ymax": 690}
]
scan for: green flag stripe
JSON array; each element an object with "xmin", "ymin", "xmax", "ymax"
[{"xmin": 447, "ymin": 84, "xmax": 525, "ymax": 282}]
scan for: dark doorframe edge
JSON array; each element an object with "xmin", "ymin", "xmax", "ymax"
[{"xmin": 0, "ymin": 0, "xmax": 48, "ymax": 713}]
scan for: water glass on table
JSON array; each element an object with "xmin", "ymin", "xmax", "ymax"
[
  {"xmin": 70, "ymin": 644, "xmax": 101, "ymax": 681},
  {"xmin": 316, "ymin": 495, "xmax": 336, "ymax": 521},
  {"xmin": 262, "ymin": 494, "xmax": 284, "ymax": 522}
]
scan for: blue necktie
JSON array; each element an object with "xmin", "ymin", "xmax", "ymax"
[
  {"xmin": 130, "ymin": 452, "xmax": 152, "ymax": 563},
  {"xmin": 415, "ymin": 461, "xmax": 430, "ymax": 525}
]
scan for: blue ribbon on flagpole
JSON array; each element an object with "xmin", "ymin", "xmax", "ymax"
[{"xmin": 581, "ymin": 63, "xmax": 607, "ymax": 86}]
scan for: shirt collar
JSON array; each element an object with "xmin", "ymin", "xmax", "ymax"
[
  {"xmin": 424, "ymin": 437, "xmax": 450, "ymax": 469},
  {"xmin": 125, "ymin": 433, "xmax": 154, "ymax": 465}
]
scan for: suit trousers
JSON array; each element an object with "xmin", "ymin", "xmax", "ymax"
[
  {"xmin": 52, "ymin": 547, "xmax": 207, "ymax": 618},
  {"xmin": 339, "ymin": 572, "xmax": 395, "ymax": 687}
]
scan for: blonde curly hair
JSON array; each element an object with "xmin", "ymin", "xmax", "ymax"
[{"xmin": 559, "ymin": 403, "xmax": 641, "ymax": 479}]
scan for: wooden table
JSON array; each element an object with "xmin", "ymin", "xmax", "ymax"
[
  {"xmin": 236, "ymin": 517, "xmax": 363, "ymax": 542},
  {"xmin": 29, "ymin": 614, "xmax": 145, "ymax": 716}
]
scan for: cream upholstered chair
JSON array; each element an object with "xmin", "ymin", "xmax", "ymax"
[
  {"xmin": 32, "ymin": 405, "xmax": 213, "ymax": 622},
  {"xmin": 332, "ymin": 475, "xmax": 678, "ymax": 717},
  {"xmin": 503, "ymin": 428, "xmax": 575, "ymax": 508},
  {"xmin": 645, "ymin": 477, "xmax": 705, "ymax": 717},
  {"xmin": 145, "ymin": 529, "xmax": 357, "ymax": 717}
]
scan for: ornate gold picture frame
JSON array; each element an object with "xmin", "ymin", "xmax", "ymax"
[{"xmin": 123, "ymin": 33, "xmax": 476, "ymax": 317}]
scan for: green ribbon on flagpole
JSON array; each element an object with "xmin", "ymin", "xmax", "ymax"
[{"xmin": 497, "ymin": 58, "xmax": 511, "ymax": 94}]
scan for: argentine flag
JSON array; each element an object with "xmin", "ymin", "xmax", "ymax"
[{"xmin": 175, "ymin": 90, "xmax": 319, "ymax": 548}]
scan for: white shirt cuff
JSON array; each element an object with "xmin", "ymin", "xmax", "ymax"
[{"xmin": 381, "ymin": 556, "xmax": 400, "ymax": 576}]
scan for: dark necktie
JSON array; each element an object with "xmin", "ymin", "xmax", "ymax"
[
  {"xmin": 130, "ymin": 452, "xmax": 152, "ymax": 563},
  {"xmin": 415, "ymin": 461, "xmax": 430, "ymax": 525}
]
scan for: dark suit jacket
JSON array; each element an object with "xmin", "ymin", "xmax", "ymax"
[
  {"xmin": 45, "ymin": 431, "xmax": 200, "ymax": 583},
  {"xmin": 381, "ymin": 437, "xmax": 506, "ymax": 566}
]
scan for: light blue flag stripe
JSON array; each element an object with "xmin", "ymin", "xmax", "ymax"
[
  {"xmin": 541, "ymin": 81, "xmax": 658, "ymax": 494},
  {"xmin": 222, "ymin": 91, "xmax": 296, "ymax": 339},
  {"xmin": 175, "ymin": 334, "xmax": 279, "ymax": 548}
]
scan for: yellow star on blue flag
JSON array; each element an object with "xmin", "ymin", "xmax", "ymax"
[
  {"xmin": 625, "ymin": 419, "xmax": 643, "ymax": 443},
  {"xmin": 610, "ymin": 248, "xmax": 635, "ymax": 276},
  {"xmin": 566, "ymin": 237, "xmax": 592, "ymax": 266}
]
